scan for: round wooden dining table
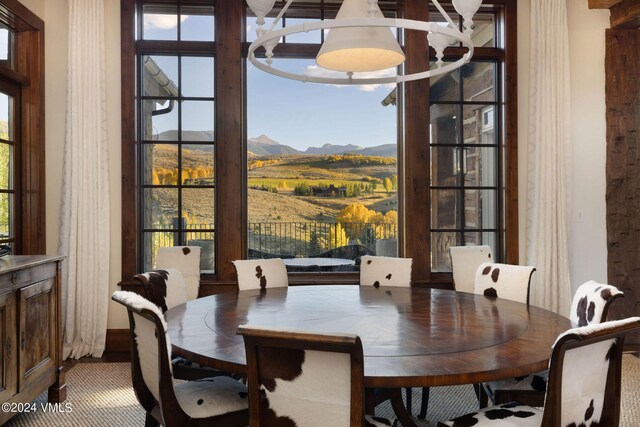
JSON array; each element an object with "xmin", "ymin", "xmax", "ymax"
[{"xmin": 166, "ymin": 285, "xmax": 571, "ymax": 426}]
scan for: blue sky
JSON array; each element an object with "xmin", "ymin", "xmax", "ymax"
[
  {"xmin": 247, "ymin": 59, "xmax": 397, "ymax": 150},
  {"xmin": 144, "ymin": 13, "xmax": 398, "ymax": 151}
]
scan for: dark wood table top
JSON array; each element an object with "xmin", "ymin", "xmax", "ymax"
[{"xmin": 167, "ymin": 285, "xmax": 571, "ymax": 388}]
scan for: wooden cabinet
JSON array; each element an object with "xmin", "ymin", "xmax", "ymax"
[
  {"xmin": 0, "ymin": 256, "xmax": 65, "ymax": 424},
  {"xmin": 0, "ymin": 291, "xmax": 17, "ymax": 403}
]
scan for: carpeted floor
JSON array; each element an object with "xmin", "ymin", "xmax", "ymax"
[{"xmin": 5, "ymin": 355, "xmax": 640, "ymax": 426}]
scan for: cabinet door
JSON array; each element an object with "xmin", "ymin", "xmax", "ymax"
[
  {"xmin": 18, "ymin": 277, "xmax": 56, "ymax": 391},
  {"xmin": 0, "ymin": 291, "xmax": 16, "ymax": 401}
]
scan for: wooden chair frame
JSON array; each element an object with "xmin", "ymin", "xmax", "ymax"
[
  {"xmin": 114, "ymin": 296, "xmax": 248, "ymax": 427},
  {"xmin": 438, "ymin": 318, "xmax": 640, "ymax": 427},
  {"xmin": 541, "ymin": 319, "xmax": 638, "ymax": 426},
  {"xmin": 238, "ymin": 326, "xmax": 366, "ymax": 427},
  {"xmin": 486, "ymin": 289, "xmax": 624, "ymax": 408},
  {"xmin": 133, "ymin": 270, "xmax": 231, "ymax": 381}
]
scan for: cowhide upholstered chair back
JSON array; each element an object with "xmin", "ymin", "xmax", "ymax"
[
  {"xmin": 112, "ymin": 291, "xmax": 170, "ymax": 406},
  {"xmin": 237, "ymin": 326, "xmax": 394, "ymax": 427},
  {"xmin": 541, "ymin": 317, "xmax": 640, "ymax": 426},
  {"xmin": 232, "ymin": 258, "xmax": 288, "ymax": 291},
  {"xmin": 112, "ymin": 291, "xmax": 249, "ymax": 427},
  {"xmin": 480, "ymin": 281, "xmax": 624, "ymax": 409},
  {"xmin": 156, "ymin": 246, "xmax": 201, "ymax": 300},
  {"xmin": 449, "ymin": 245, "xmax": 493, "ymax": 294},
  {"xmin": 569, "ymin": 280, "xmax": 624, "ymax": 328},
  {"xmin": 474, "ymin": 262, "xmax": 536, "ymax": 305},
  {"xmin": 359, "ymin": 256, "xmax": 412, "ymax": 287},
  {"xmin": 134, "ymin": 268, "xmax": 187, "ymax": 313},
  {"xmin": 438, "ymin": 317, "xmax": 640, "ymax": 427}
]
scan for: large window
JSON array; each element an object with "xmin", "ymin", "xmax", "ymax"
[
  {"xmin": 122, "ymin": 0, "xmax": 518, "ymax": 286},
  {"xmin": 0, "ymin": 3, "xmax": 45, "ymax": 255},
  {"xmin": 0, "ymin": 82, "xmax": 18, "ymax": 250},
  {"xmin": 134, "ymin": 3, "xmax": 216, "ymax": 272},
  {"xmin": 246, "ymin": 5, "xmax": 400, "ymax": 272},
  {"xmin": 430, "ymin": 61, "xmax": 500, "ymax": 271}
]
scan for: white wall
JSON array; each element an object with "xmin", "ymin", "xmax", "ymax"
[
  {"xmin": 27, "ymin": 0, "xmax": 611, "ymax": 331},
  {"xmin": 566, "ymin": 1, "xmax": 610, "ymax": 292}
]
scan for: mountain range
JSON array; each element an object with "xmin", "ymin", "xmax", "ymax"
[
  {"xmin": 154, "ymin": 131, "xmax": 397, "ymax": 158},
  {"xmin": 247, "ymin": 135, "xmax": 397, "ymax": 158}
]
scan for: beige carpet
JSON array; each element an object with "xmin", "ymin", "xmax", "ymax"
[{"xmin": 5, "ymin": 355, "xmax": 640, "ymax": 426}]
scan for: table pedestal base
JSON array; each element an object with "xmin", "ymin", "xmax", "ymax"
[{"xmin": 366, "ymin": 388, "xmax": 419, "ymax": 427}]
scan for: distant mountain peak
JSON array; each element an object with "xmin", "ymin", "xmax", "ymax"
[
  {"xmin": 248, "ymin": 135, "xmax": 300, "ymax": 156},
  {"xmin": 250, "ymin": 134, "xmax": 281, "ymax": 146}
]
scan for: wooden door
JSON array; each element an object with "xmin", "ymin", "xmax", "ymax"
[
  {"xmin": 0, "ymin": 291, "xmax": 16, "ymax": 401},
  {"xmin": 18, "ymin": 277, "xmax": 56, "ymax": 391}
]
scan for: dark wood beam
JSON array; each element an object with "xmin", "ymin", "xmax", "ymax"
[
  {"xmin": 605, "ymin": 29, "xmax": 640, "ymax": 346},
  {"xmin": 610, "ymin": 0, "xmax": 640, "ymax": 29},
  {"xmin": 403, "ymin": 0, "xmax": 430, "ymax": 284},
  {"xmin": 588, "ymin": 0, "xmax": 622, "ymax": 9},
  {"xmin": 504, "ymin": 0, "xmax": 519, "ymax": 265},
  {"xmin": 120, "ymin": 0, "xmax": 137, "ymax": 279},
  {"xmin": 215, "ymin": 0, "xmax": 245, "ymax": 282}
]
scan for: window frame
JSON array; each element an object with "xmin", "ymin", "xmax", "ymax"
[
  {"xmin": 0, "ymin": 78, "xmax": 21, "ymax": 250},
  {"xmin": 121, "ymin": 0, "xmax": 518, "ymax": 290},
  {"xmin": 0, "ymin": 0, "xmax": 45, "ymax": 255}
]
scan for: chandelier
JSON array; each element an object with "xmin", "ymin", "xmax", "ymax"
[{"xmin": 247, "ymin": 0, "xmax": 483, "ymax": 85}]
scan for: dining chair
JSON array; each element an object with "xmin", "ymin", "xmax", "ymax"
[
  {"xmin": 449, "ymin": 245, "xmax": 493, "ymax": 293},
  {"xmin": 111, "ymin": 291, "xmax": 249, "ymax": 427},
  {"xmin": 156, "ymin": 245, "xmax": 201, "ymax": 300},
  {"xmin": 407, "ymin": 246, "xmax": 494, "ymax": 419},
  {"xmin": 482, "ymin": 281, "xmax": 624, "ymax": 407},
  {"xmin": 359, "ymin": 255, "xmax": 412, "ymax": 287},
  {"xmin": 358, "ymin": 255, "xmax": 415, "ymax": 416},
  {"xmin": 134, "ymin": 268, "xmax": 228, "ymax": 380},
  {"xmin": 237, "ymin": 325, "xmax": 395, "ymax": 427},
  {"xmin": 438, "ymin": 316, "xmax": 640, "ymax": 427},
  {"xmin": 472, "ymin": 262, "xmax": 536, "ymax": 409},
  {"xmin": 474, "ymin": 262, "xmax": 536, "ymax": 304},
  {"xmin": 232, "ymin": 258, "xmax": 289, "ymax": 291},
  {"xmin": 134, "ymin": 268, "xmax": 187, "ymax": 313}
]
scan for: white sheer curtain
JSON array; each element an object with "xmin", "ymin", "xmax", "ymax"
[
  {"xmin": 59, "ymin": 0, "xmax": 110, "ymax": 359},
  {"xmin": 526, "ymin": 0, "xmax": 571, "ymax": 316}
]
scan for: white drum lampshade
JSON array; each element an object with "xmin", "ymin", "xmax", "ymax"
[{"xmin": 316, "ymin": 0, "xmax": 405, "ymax": 73}]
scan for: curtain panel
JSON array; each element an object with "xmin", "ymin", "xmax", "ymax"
[
  {"xmin": 526, "ymin": 0, "xmax": 572, "ymax": 316},
  {"xmin": 59, "ymin": 0, "xmax": 110, "ymax": 359}
]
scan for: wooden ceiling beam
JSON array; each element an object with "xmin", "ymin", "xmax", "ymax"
[
  {"xmin": 610, "ymin": 0, "xmax": 640, "ymax": 29},
  {"xmin": 588, "ymin": 0, "xmax": 622, "ymax": 9}
]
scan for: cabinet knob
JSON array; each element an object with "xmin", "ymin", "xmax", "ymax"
[{"xmin": 11, "ymin": 272, "xmax": 21, "ymax": 283}]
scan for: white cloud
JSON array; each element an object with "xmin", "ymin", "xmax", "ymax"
[
  {"xmin": 304, "ymin": 65, "xmax": 397, "ymax": 92},
  {"xmin": 144, "ymin": 14, "xmax": 188, "ymax": 30}
]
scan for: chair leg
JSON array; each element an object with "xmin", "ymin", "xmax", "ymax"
[
  {"xmin": 145, "ymin": 413, "xmax": 159, "ymax": 427},
  {"xmin": 417, "ymin": 387, "xmax": 429, "ymax": 419},
  {"xmin": 404, "ymin": 387, "xmax": 412, "ymax": 415},
  {"xmin": 475, "ymin": 383, "xmax": 489, "ymax": 409}
]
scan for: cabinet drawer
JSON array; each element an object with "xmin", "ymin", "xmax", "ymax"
[{"xmin": 0, "ymin": 263, "xmax": 56, "ymax": 290}]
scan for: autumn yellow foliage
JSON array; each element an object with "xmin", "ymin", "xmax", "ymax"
[
  {"xmin": 328, "ymin": 223, "xmax": 348, "ymax": 247},
  {"xmin": 337, "ymin": 203, "xmax": 397, "ymax": 239},
  {"xmin": 151, "ymin": 166, "xmax": 214, "ymax": 185}
]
